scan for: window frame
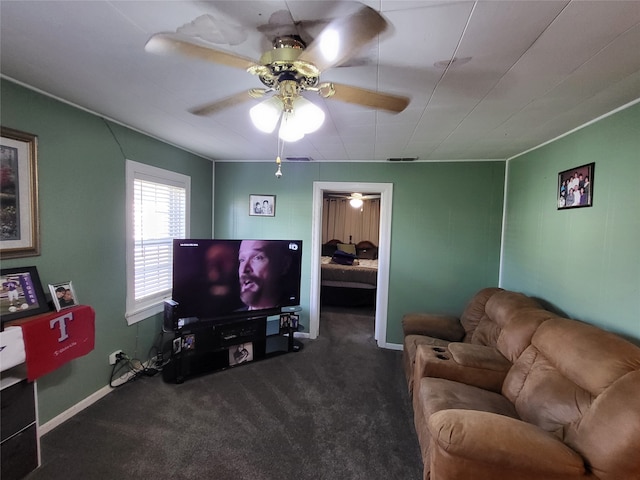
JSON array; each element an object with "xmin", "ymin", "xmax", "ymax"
[{"xmin": 125, "ymin": 160, "xmax": 190, "ymax": 325}]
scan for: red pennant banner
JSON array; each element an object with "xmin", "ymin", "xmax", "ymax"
[{"xmin": 18, "ymin": 305, "xmax": 95, "ymax": 381}]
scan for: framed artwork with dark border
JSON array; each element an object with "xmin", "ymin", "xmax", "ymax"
[
  {"xmin": 1, "ymin": 127, "xmax": 40, "ymax": 259},
  {"xmin": 249, "ymin": 194, "xmax": 276, "ymax": 217},
  {"xmin": 49, "ymin": 281, "xmax": 79, "ymax": 311},
  {"xmin": 1, "ymin": 265, "xmax": 49, "ymax": 323},
  {"xmin": 557, "ymin": 163, "xmax": 594, "ymax": 210}
]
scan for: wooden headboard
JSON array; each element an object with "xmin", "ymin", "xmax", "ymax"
[
  {"xmin": 322, "ymin": 239, "xmax": 343, "ymax": 256},
  {"xmin": 356, "ymin": 240, "xmax": 378, "ymax": 259}
]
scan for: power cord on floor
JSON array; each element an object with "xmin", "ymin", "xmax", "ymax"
[
  {"xmin": 109, "ymin": 352, "xmax": 159, "ymax": 388},
  {"xmin": 109, "ymin": 330, "xmax": 172, "ymax": 388}
]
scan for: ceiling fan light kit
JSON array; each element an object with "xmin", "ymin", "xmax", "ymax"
[
  {"xmin": 144, "ymin": 5, "xmax": 409, "ymax": 149},
  {"xmin": 250, "ymin": 93, "xmax": 325, "ymax": 141},
  {"xmin": 278, "ymin": 110, "xmax": 305, "ymax": 142},
  {"xmin": 349, "ymin": 197, "xmax": 364, "ymax": 209},
  {"xmin": 249, "ymin": 96, "xmax": 283, "ymax": 133}
]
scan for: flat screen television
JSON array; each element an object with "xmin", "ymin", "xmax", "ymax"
[{"xmin": 172, "ymin": 239, "xmax": 303, "ymax": 324}]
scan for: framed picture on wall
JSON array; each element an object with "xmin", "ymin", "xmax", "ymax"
[
  {"xmin": 249, "ymin": 194, "xmax": 276, "ymax": 217},
  {"xmin": 557, "ymin": 163, "xmax": 594, "ymax": 210},
  {"xmin": 0, "ymin": 127, "xmax": 40, "ymax": 259}
]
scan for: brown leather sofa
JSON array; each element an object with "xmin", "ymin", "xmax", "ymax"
[
  {"xmin": 402, "ymin": 287, "xmax": 502, "ymax": 393},
  {"xmin": 404, "ymin": 289, "xmax": 640, "ymax": 480},
  {"xmin": 402, "ymin": 288, "xmax": 546, "ymax": 393}
]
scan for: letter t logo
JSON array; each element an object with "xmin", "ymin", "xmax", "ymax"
[{"xmin": 50, "ymin": 313, "xmax": 74, "ymax": 342}]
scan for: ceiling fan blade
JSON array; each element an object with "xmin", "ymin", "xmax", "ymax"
[
  {"xmin": 297, "ymin": 5, "xmax": 387, "ymax": 71},
  {"xmin": 323, "ymin": 83, "xmax": 409, "ymax": 113},
  {"xmin": 145, "ymin": 33, "xmax": 258, "ymax": 71},
  {"xmin": 189, "ymin": 90, "xmax": 257, "ymax": 117}
]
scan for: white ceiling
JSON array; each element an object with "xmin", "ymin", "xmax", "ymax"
[{"xmin": 1, "ymin": 1, "xmax": 639, "ymax": 162}]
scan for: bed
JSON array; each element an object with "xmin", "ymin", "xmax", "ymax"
[{"xmin": 320, "ymin": 240, "xmax": 378, "ymax": 307}]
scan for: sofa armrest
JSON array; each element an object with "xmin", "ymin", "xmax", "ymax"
[
  {"xmin": 402, "ymin": 313, "xmax": 465, "ymax": 342},
  {"xmin": 428, "ymin": 409, "xmax": 586, "ymax": 479},
  {"xmin": 413, "ymin": 343, "xmax": 511, "ymax": 392}
]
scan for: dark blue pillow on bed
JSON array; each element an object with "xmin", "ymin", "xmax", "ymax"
[{"xmin": 332, "ymin": 250, "xmax": 356, "ymax": 265}]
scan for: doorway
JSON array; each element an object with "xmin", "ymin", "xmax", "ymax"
[{"xmin": 309, "ymin": 182, "xmax": 393, "ymax": 348}]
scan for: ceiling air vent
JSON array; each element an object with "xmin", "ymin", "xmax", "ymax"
[
  {"xmin": 387, "ymin": 157, "xmax": 418, "ymax": 162},
  {"xmin": 286, "ymin": 156, "xmax": 313, "ymax": 162}
]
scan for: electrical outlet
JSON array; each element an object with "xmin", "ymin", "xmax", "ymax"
[{"xmin": 109, "ymin": 350, "xmax": 123, "ymax": 365}]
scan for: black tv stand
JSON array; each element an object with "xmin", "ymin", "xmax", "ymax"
[{"xmin": 162, "ymin": 310, "xmax": 302, "ymax": 384}]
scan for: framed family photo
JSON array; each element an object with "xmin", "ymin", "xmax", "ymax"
[
  {"xmin": 557, "ymin": 163, "xmax": 594, "ymax": 210},
  {"xmin": 249, "ymin": 194, "xmax": 276, "ymax": 217},
  {"xmin": 49, "ymin": 281, "xmax": 78, "ymax": 311},
  {"xmin": 1, "ymin": 127, "xmax": 40, "ymax": 259}
]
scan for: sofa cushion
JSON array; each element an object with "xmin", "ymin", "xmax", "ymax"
[
  {"xmin": 448, "ymin": 343, "xmax": 512, "ymax": 371},
  {"xmin": 402, "ymin": 313, "xmax": 465, "ymax": 340},
  {"xmin": 495, "ymin": 308, "xmax": 558, "ymax": 362},
  {"xmin": 458, "ymin": 287, "xmax": 503, "ymax": 341},
  {"xmin": 413, "ymin": 343, "xmax": 511, "ymax": 394},
  {"xmin": 428, "ymin": 410, "xmax": 587, "ymax": 480},
  {"xmin": 565, "ymin": 370, "xmax": 640, "ymax": 480},
  {"xmin": 414, "ymin": 377, "xmax": 519, "ymax": 477},
  {"xmin": 471, "ymin": 290, "xmax": 542, "ymax": 346},
  {"xmin": 532, "ymin": 317, "xmax": 640, "ymax": 395},
  {"xmin": 502, "ymin": 317, "xmax": 640, "ymax": 480}
]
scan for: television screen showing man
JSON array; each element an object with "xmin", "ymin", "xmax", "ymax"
[{"xmin": 238, "ymin": 240, "xmax": 293, "ymax": 310}]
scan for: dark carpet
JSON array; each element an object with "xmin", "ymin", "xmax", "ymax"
[{"xmin": 26, "ymin": 306, "xmax": 423, "ymax": 479}]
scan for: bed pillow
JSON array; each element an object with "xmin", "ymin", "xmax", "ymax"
[{"xmin": 337, "ymin": 243, "xmax": 357, "ymax": 255}]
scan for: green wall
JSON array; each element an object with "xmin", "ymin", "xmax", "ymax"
[
  {"xmin": 1, "ymin": 80, "xmax": 213, "ymax": 424},
  {"xmin": 502, "ymin": 102, "xmax": 640, "ymax": 340},
  {"xmin": 5, "ymin": 73, "xmax": 636, "ymax": 429},
  {"xmin": 214, "ymin": 160, "xmax": 506, "ymax": 344}
]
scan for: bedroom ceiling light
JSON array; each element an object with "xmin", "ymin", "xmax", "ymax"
[{"xmin": 349, "ymin": 193, "xmax": 364, "ymax": 208}]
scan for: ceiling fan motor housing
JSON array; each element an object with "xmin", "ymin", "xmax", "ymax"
[{"xmin": 249, "ymin": 36, "xmax": 320, "ymax": 92}]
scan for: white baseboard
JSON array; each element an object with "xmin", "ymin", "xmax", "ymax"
[
  {"xmin": 39, "ymin": 384, "xmax": 112, "ymax": 436},
  {"xmin": 382, "ymin": 342, "xmax": 403, "ymax": 351},
  {"xmin": 39, "ymin": 371, "xmax": 137, "ymax": 436}
]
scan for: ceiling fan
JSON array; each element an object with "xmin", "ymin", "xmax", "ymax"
[{"xmin": 144, "ymin": 4, "xmax": 410, "ymax": 139}]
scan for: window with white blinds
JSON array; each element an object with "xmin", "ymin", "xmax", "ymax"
[{"xmin": 125, "ymin": 160, "xmax": 190, "ymax": 325}]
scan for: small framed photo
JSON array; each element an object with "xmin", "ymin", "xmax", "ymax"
[
  {"xmin": 49, "ymin": 281, "xmax": 78, "ymax": 311},
  {"xmin": 249, "ymin": 194, "xmax": 276, "ymax": 217},
  {"xmin": 229, "ymin": 342, "xmax": 254, "ymax": 366},
  {"xmin": 279, "ymin": 312, "xmax": 291, "ymax": 330},
  {"xmin": 558, "ymin": 163, "xmax": 594, "ymax": 210},
  {"xmin": 1, "ymin": 266, "xmax": 49, "ymax": 322}
]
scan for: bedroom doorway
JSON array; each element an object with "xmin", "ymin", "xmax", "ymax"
[{"xmin": 309, "ymin": 182, "xmax": 393, "ymax": 348}]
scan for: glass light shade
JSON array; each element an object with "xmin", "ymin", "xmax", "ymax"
[
  {"xmin": 349, "ymin": 198, "xmax": 363, "ymax": 208},
  {"xmin": 320, "ymin": 28, "xmax": 340, "ymax": 62},
  {"xmin": 278, "ymin": 111, "xmax": 305, "ymax": 142},
  {"xmin": 250, "ymin": 97, "xmax": 283, "ymax": 133},
  {"xmin": 294, "ymin": 96, "xmax": 325, "ymax": 134}
]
